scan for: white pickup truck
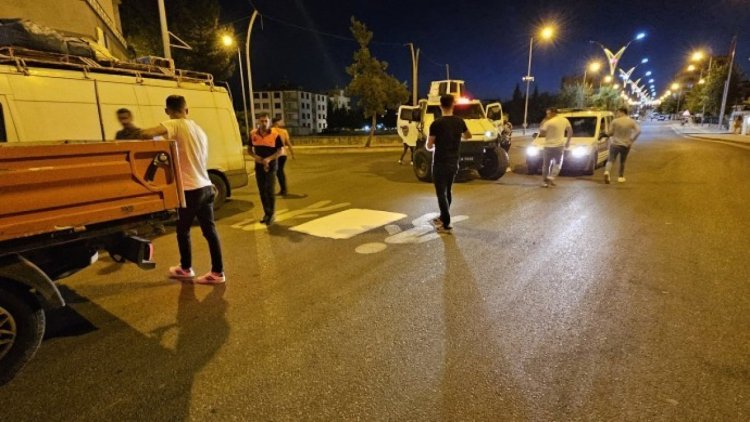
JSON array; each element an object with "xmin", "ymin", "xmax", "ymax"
[{"xmin": 397, "ymin": 80, "xmax": 509, "ymax": 182}]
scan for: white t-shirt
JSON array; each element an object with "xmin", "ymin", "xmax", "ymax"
[
  {"xmin": 161, "ymin": 119, "xmax": 213, "ymax": 191},
  {"xmin": 540, "ymin": 115, "xmax": 572, "ymax": 148}
]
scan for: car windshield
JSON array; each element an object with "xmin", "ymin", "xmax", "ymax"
[
  {"xmin": 567, "ymin": 117, "xmax": 597, "ymax": 137},
  {"xmin": 426, "ymin": 104, "xmax": 485, "ymax": 120}
]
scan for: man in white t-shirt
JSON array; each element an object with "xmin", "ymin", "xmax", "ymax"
[
  {"xmin": 138, "ymin": 95, "xmax": 225, "ymax": 285},
  {"xmin": 538, "ymin": 108, "xmax": 572, "ymax": 187}
]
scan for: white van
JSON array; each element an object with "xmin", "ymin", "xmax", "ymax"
[
  {"xmin": 0, "ymin": 47, "xmax": 247, "ymax": 208},
  {"xmin": 525, "ymin": 109, "xmax": 613, "ymax": 175}
]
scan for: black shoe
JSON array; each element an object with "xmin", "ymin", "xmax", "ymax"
[
  {"xmin": 259, "ymin": 216, "xmax": 269, "ymax": 224},
  {"xmin": 276, "ymin": 191, "xmax": 287, "ymax": 196},
  {"xmin": 265, "ymin": 215, "xmax": 275, "ymax": 226}
]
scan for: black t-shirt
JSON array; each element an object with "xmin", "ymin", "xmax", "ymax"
[
  {"xmin": 429, "ymin": 115, "xmax": 467, "ymax": 165},
  {"xmin": 115, "ymin": 126, "xmax": 141, "ymax": 140}
]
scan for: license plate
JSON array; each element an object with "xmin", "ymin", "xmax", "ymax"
[{"xmin": 460, "ymin": 156, "xmax": 474, "ymax": 162}]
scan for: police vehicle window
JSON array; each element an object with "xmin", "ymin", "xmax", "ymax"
[
  {"xmin": 0, "ymin": 103, "xmax": 6, "ymax": 142},
  {"xmin": 568, "ymin": 117, "xmax": 597, "ymax": 137},
  {"xmin": 399, "ymin": 108, "xmax": 414, "ymax": 120},
  {"xmin": 438, "ymin": 82, "xmax": 448, "ymax": 96},
  {"xmin": 453, "ymin": 104, "xmax": 484, "ymax": 119}
]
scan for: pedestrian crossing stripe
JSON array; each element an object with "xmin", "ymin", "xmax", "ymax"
[{"xmin": 289, "ymin": 209, "xmax": 407, "ymax": 240}]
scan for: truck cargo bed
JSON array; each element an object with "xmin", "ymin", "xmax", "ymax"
[{"xmin": 0, "ymin": 140, "xmax": 184, "ymax": 243}]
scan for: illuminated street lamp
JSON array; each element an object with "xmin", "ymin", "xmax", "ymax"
[
  {"xmin": 522, "ymin": 24, "xmax": 556, "ymax": 134},
  {"xmin": 221, "ymin": 34, "xmax": 249, "ymax": 138},
  {"xmin": 603, "ymin": 75, "xmax": 613, "ymax": 84},
  {"xmin": 583, "ymin": 61, "xmax": 602, "ymax": 85},
  {"xmin": 687, "ymin": 64, "xmax": 697, "ymax": 72},
  {"xmin": 590, "ymin": 32, "xmax": 647, "ymax": 75}
]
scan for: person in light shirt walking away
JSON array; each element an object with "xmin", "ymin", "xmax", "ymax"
[
  {"xmin": 538, "ymin": 108, "xmax": 572, "ymax": 187},
  {"xmin": 138, "ymin": 95, "xmax": 226, "ymax": 285},
  {"xmin": 605, "ymin": 107, "xmax": 641, "ymax": 184}
]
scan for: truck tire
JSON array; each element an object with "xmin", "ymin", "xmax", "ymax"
[
  {"xmin": 209, "ymin": 173, "xmax": 228, "ymax": 210},
  {"xmin": 0, "ymin": 285, "xmax": 45, "ymax": 386},
  {"xmin": 479, "ymin": 148, "xmax": 509, "ymax": 180},
  {"xmin": 413, "ymin": 149, "xmax": 433, "ymax": 182}
]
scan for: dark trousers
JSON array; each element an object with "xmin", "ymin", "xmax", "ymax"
[
  {"xmin": 276, "ymin": 155, "xmax": 288, "ymax": 193},
  {"xmin": 255, "ymin": 162, "xmax": 277, "ymax": 218},
  {"xmin": 607, "ymin": 145, "xmax": 631, "ymax": 177},
  {"xmin": 177, "ymin": 186, "xmax": 223, "ymax": 274},
  {"xmin": 400, "ymin": 143, "xmax": 414, "ymax": 162},
  {"xmin": 433, "ymin": 163, "xmax": 458, "ymax": 227}
]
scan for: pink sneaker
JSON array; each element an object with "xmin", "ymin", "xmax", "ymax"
[
  {"xmin": 169, "ymin": 266, "xmax": 195, "ymax": 280},
  {"xmin": 195, "ymin": 272, "xmax": 226, "ymax": 285}
]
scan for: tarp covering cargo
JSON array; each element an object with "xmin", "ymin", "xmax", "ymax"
[{"xmin": 0, "ymin": 18, "xmax": 97, "ymax": 59}]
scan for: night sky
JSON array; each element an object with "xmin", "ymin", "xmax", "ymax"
[{"xmin": 218, "ymin": 0, "xmax": 750, "ymax": 100}]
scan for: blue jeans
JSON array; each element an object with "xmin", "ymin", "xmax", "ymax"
[
  {"xmin": 606, "ymin": 145, "xmax": 630, "ymax": 177},
  {"xmin": 542, "ymin": 146, "xmax": 564, "ymax": 181}
]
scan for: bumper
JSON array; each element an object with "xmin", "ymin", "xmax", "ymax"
[{"xmin": 225, "ymin": 169, "xmax": 249, "ymax": 191}]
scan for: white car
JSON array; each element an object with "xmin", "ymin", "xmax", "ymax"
[{"xmin": 525, "ymin": 109, "xmax": 613, "ymax": 175}]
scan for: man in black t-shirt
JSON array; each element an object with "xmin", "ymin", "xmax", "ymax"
[{"xmin": 427, "ymin": 94, "xmax": 472, "ymax": 233}]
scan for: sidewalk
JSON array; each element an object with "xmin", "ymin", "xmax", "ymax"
[{"xmin": 671, "ymin": 124, "xmax": 750, "ymax": 144}]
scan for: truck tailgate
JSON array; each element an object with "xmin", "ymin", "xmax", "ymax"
[{"xmin": 0, "ymin": 140, "xmax": 184, "ymax": 242}]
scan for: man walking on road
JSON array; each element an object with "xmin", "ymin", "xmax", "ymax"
[
  {"xmin": 427, "ymin": 94, "xmax": 472, "ymax": 233},
  {"xmin": 250, "ymin": 113, "xmax": 284, "ymax": 225},
  {"xmin": 138, "ymin": 95, "xmax": 226, "ymax": 285},
  {"xmin": 272, "ymin": 117, "xmax": 294, "ymax": 196},
  {"xmin": 605, "ymin": 107, "xmax": 641, "ymax": 184},
  {"xmin": 538, "ymin": 108, "xmax": 572, "ymax": 187}
]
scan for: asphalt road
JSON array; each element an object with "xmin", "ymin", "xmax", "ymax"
[{"xmin": 2, "ymin": 122, "xmax": 749, "ymax": 420}]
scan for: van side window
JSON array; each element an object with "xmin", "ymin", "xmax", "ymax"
[{"xmin": 0, "ymin": 103, "xmax": 6, "ymax": 142}]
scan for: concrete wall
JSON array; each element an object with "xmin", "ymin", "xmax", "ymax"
[{"xmin": 0, "ymin": 0, "xmax": 128, "ymax": 59}]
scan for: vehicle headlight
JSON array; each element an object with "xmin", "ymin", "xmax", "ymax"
[
  {"xmin": 571, "ymin": 146, "xmax": 588, "ymax": 158},
  {"xmin": 484, "ymin": 130, "xmax": 495, "ymax": 139},
  {"xmin": 526, "ymin": 146, "xmax": 540, "ymax": 157}
]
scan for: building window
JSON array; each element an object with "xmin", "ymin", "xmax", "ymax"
[
  {"xmin": 275, "ymin": 102, "xmax": 281, "ymax": 109},
  {"xmin": 254, "ymin": 103, "xmax": 261, "ymax": 109},
  {"xmin": 253, "ymin": 93, "xmax": 260, "ymax": 99},
  {"xmin": 262, "ymin": 93, "xmax": 269, "ymax": 99},
  {"xmin": 274, "ymin": 92, "xmax": 280, "ymax": 99}
]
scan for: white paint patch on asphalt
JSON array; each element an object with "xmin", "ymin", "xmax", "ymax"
[
  {"xmin": 355, "ymin": 213, "xmax": 470, "ymax": 254},
  {"xmin": 354, "ymin": 243, "xmax": 388, "ymax": 254},
  {"xmin": 230, "ymin": 200, "xmax": 351, "ymax": 231},
  {"xmin": 290, "ymin": 209, "xmax": 407, "ymax": 239}
]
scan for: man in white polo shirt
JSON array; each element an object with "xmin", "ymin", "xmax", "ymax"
[{"xmin": 538, "ymin": 108, "xmax": 573, "ymax": 187}]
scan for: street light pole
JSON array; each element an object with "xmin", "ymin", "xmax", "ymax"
[
  {"xmin": 522, "ymin": 36, "xmax": 534, "ymax": 135},
  {"xmin": 446, "ymin": 63, "xmax": 450, "ymax": 80},
  {"xmin": 157, "ymin": 0, "xmax": 171, "ymax": 59},
  {"xmin": 718, "ymin": 35, "xmax": 737, "ymax": 129},
  {"xmin": 236, "ymin": 47, "xmax": 250, "ymax": 139},
  {"xmin": 406, "ymin": 43, "xmax": 420, "ymax": 105},
  {"xmin": 245, "ymin": 10, "xmax": 259, "ymax": 131}
]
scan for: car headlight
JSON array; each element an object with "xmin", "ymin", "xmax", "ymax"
[
  {"xmin": 571, "ymin": 146, "xmax": 588, "ymax": 158},
  {"xmin": 526, "ymin": 146, "xmax": 540, "ymax": 157},
  {"xmin": 484, "ymin": 130, "xmax": 495, "ymax": 139}
]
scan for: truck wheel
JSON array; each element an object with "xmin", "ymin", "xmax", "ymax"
[
  {"xmin": 413, "ymin": 149, "xmax": 433, "ymax": 182},
  {"xmin": 479, "ymin": 148, "xmax": 509, "ymax": 180},
  {"xmin": 209, "ymin": 173, "xmax": 228, "ymax": 210},
  {"xmin": 0, "ymin": 286, "xmax": 45, "ymax": 386},
  {"xmin": 526, "ymin": 159, "xmax": 539, "ymax": 175}
]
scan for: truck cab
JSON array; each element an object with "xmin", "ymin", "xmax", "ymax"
[{"xmin": 397, "ymin": 80, "xmax": 509, "ymax": 182}]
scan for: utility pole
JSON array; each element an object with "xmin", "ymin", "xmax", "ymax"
[
  {"xmin": 522, "ymin": 37, "xmax": 534, "ymax": 135},
  {"xmin": 446, "ymin": 64, "xmax": 450, "ymax": 80},
  {"xmin": 245, "ymin": 10, "xmax": 260, "ymax": 131},
  {"xmin": 406, "ymin": 43, "xmax": 420, "ymax": 105},
  {"xmin": 718, "ymin": 35, "xmax": 737, "ymax": 129},
  {"xmin": 157, "ymin": 0, "xmax": 171, "ymax": 59}
]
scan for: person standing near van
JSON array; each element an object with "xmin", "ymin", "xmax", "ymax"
[
  {"xmin": 604, "ymin": 107, "xmax": 641, "ymax": 184},
  {"xmin": 137, "ymin": 95, "xmax": 225, "ymax": 285},
  {"xmin": 427, "ymin": 94, "xmax": 472, "ymax": 233},
  {"xmin": 250, "ymin": 113, "xmax": 284, "ymax": 224},
  {"xmin": 115, "ymin": 108, "xmax": 141, "ymax": 140},
  {"xmin": 538, "ymin": 108, "xmax": 572, "ymax": 187},
  {"xmin": 272, "ymin": 117, "xmax": 294, "ymax": 196}
]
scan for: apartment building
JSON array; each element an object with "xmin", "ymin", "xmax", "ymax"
[{"xmin": 254, "ymin": 90, "xmax": 328, "ymax": 135}]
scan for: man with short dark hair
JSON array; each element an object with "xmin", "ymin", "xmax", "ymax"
[
  {"xmin": 250, "ymin": 113, "xmax": 284, "ymax": 224},
  {"xmin": 137, "ymin": 95, "xmax": 226, "ymax": 285},
  {"xmin": 605, "ymin": 106, "xmax": 641, "ymax": 184},
  {"xmin": 538, "ymin": 107, "xmax": 572, "ymax": 187},
  {"xmin": 426, "ymin": 94, "xmax": 472, "ymax": 233},
  {"xmin": 115, "ymin": 108, "xmax": 141, "ymax": 140},
  {"xmin": 272, "ymin": 116, "xmax": 294, "ymax": 196}
]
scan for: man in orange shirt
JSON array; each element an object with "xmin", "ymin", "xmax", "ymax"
[
  {"xmin": 272, "ymin": 117, "xmax": 295, "ymax": 196},
  {"xmin": 249, "ymin": 113, "xmax": 284, "ymax": 225}
]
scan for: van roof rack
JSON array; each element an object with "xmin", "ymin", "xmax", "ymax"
[
  {"xmin": 558, "ymin": 107, "xmax": 604, "ymax": 113},
  {"xmin": 0, "ymin": 46, "xmax": 214, "ymax": 86}
]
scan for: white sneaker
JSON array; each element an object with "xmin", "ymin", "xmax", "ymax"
[
  {"xmin": 169, "ymin": 266, "xmax": 195, "ymax": 280},
  {"xmin": 618, "ymin": 177, "xmax": 626, "ymax": 183},
  {"xmin": 195, "ymin": 272, "xmax": 226, "ymax": 285},
  {"xmin": 604, "ymin": 171, "xmax": 611, "ymax": 184}
]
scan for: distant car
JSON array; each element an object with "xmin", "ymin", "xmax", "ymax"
[
  {"xmin": 526, "ymin": 109, "xmax": 613, "ymax": 175},
  {"xmin": 657, "ymin": 115, "xmax": 666, "ymax": 121}
]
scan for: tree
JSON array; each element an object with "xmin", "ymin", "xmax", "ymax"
[
  {"xmin": 558, "ymin": 83, "xmax": 592, "ymax": 109},
  {"xmin": 345, "ymin": 17, "xmax": 408, "ymax": 147},
  {"xmin": 120, "ymin": 0, "xmax": 235, "ymax": 80},
  {"xmin": 591, "ymin": 86, "xmax": 625, "ymax": 111}
]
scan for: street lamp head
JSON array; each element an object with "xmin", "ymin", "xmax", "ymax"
[
  {"xmin": 641, "ymin": 58, "xmax": 649, "ymax": 64},
  {"xmin": 699, "ymin": 78, "xmax": 706, "ymax": 84},
  {"xmin": 588, "ymin": 61, "xmax": 602, "ymax": 73},
  {"xmin": 687, "ymin": 64, "xmax": 696, "ymax": 72},
  {"xmin": 604, "ymin": 75, "xmax": 613, "ymax": 83},
  {"xmin": 645, "ymin": 71, "xmax": 652, "ymax": 76},
  {"xmin": 648, "ymin": 79, "xmax": 655, "ymax": 83},
  {"xmin": 635, "ymin": 32, "xmax": 646, "ymax": 40},
  {"xmin": 613, "ymin": 83, "xmax": 620, "ymax": 89},
  {"xmin": 671, "ymin": 83, "xmax": 680, "ymax": 90},
  {"xmin": 221, "ymin": 34, "xmax": 235, "ymax": 47},
  {"xmin": 691, "ymin": 51, "xmax": 705, "ymax": 62},
  {"xmin": 540, "ymin": 26, "xmax": 555, "ymax": 41}
]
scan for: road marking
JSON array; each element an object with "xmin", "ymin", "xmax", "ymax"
[
  {"xmin": 290, "ymin": 209, "xmax": 407, "ymax": 239},
  {"xmin": 355, "ymin": 213, "xmax": 469, "ymax": 254},
  {"xmin": 230, "ymin": 200, "xmax": 351, "ymax": 231}
]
